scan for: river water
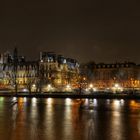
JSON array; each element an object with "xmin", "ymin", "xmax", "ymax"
[{"xmin": 0, "ymin": 97, "xmax": 140, "ymax": 140}]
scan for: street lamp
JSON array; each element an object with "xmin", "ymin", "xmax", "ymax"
[
  {"xmin": 89, "ymin": 84, "xmax": 93, "ymax": 88},
  {"xmin": 66, "ymin": 84, "xmax": 72, "ymax": 92},
  {"xmin": 113, "ymin": 83, "xmax": 123, "ymax": 93},
  {"xmin": 47, "ymin": 84, "xmax": 54, "ymax": 92},
  {"xmin": 32, "ymin": 84, "xmax": 36, "ymax": 92}
]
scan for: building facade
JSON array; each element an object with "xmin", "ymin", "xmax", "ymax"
[
  {"xmin": 0, "ymin": 49, "xmax": 79, "ymax": 92},
  {"xmin": 0, "ymin": 50, "xmax": 39, "ymax": 91},
  {"xmin": 39, "ymin": 52, "xmax": 79, "ymax": 91},
  {"xmin": 86, "ymin": 62, "xmax": 140, "ymax": 92}
]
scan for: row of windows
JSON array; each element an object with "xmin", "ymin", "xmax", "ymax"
[
  {"xmin": 95, "ymin": 64, "xmax": 133, "ymax": 69},
  {"xmin": 1, "ymin": 65, "xmax": 37, "ymax": 71},
  {"xmin": 3, "ymin": 73, "xmax": 37, "ymax": 78}
]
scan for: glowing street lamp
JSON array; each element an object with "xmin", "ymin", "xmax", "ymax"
[
  {"xmin": 66, "ymin": 84, "xmax": 72, "ymax": 91},
  {"xmin": 114, "ymin": 83, "xmax": 119, "ymax": 88},
  {"xmin": 113, "ymin": 83, "xmax": 123, "ymax": 93},
  {"xmin": 32, "ymin": 84, "xmax": 36, "ymax": 88},
  {"xmin": 89, "ymin": 84, "xmax": 93, "ymax": 89},
  {"xmin": 47, "ymin": 84, "xmax": 52, "ymax": 91},
  {"xmin": 32, "ymin": 84, "xmax": 36, "ymax": 92}
]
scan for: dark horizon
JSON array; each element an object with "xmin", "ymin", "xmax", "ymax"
[{"xmin": 0, "ymin": 0, "xmax": 140, "ymax": 63}]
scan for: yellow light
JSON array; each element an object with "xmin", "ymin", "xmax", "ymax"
[
  {"xmin": 93, "ymin": 88, "xmax": 97, "ymax": 91},
  {"xmin": 47, "ymin": 98, "xmax": 52, "ymax": 104},
  {"xmin": 65, "ymin": 84, "xmax": 72, "ymax": 91},
  {"xmin": 89, "ymin": 84, "xmax": 93, "ymax": 88},
  {"xmin": 65, "ymin": 98, "xmax": 71, "ymax": 105},
  {"xmin": 66, "ymin": 85, "xmax": 70, "ymax": 88},
  {"xmin": 32, "ymin": 84, "xmax": 36, "ymax": 87},
  {"xmin": 115, "ymin": 84, "xmax": 119, "ymax": 88},
  {"xmin": 48, "ymin": 84, "xmax": 51, "ymax": 88},
  {"xmin": 83, "ymin": 77, "xmax": 86, "ymax": 80}
]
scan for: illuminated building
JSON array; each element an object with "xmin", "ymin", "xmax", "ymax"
[
  {"xmin": 0, "ymin": 49, "xmax": 79, "ymax": 92},
  {"xmin": 39, "ymin": 52, "xmax": 79, "ymax": 91},
  {"xmin": 0, "ymin": 62, "xmax": 38, "ymax": 91},
  {"xmin": 84, "ymin": 62, "xmax": 140, "ymax": 91}
]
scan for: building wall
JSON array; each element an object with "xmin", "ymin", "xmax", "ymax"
[
  {"xmin": 91, "ymin": 62, "xmax": 140, "ymax": 90},
  {"xmin": 39, "ymin": 52, "xmax": 79, "ymax": 90},
  {"xmin": 0, "ymin": 62, "xmax": 38, "ymax": 90},
  {"xmin": 0, "ymin": 50, "xmax": 79, "ymax": 91}
]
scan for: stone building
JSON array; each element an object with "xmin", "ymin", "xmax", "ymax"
[
  {"xmin": 0, "ymin": 49, "xmax": 79, "ymax": 92},
  {"xmin": 39, "ymin": 52, "xmax": 79, "ymax": 91},
  {"xmin": 0, "ymin": 55, "xmax": 38, "ymax": 91},
  {"xmin": 85, "ymin": 62, "xmax": 140, "ymax": 92}
]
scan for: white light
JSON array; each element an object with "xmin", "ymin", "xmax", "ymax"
[
  {"xmin": 119, "ymin": 87, "xmax": 123, "ymax": 92},
  {"xmin": 65, "ymin": 98, "xmax": 71, "ymax": 105},
  {"xmin": 66, "ymin": 85, "xmax": 70, "ymax": 88},
  {"xmin": 32, "ymin": 84, "xmax": 36, "ymax": 88},
  {"xmin": 93, "ymin": 88, "xmax": 97, "ymax": 92},
  {"xmin": 113, "ymin": 100, "xmax": 120, "ymax": 109},
  {"xmin": 120, "ymin": 99, "xmax": 124, "ymax": 105},
  {"xmin": 12, "ymin": 97, "xmax": 17, "ymax": 101},
  {"xmin": 85, "ymin": 99, "xmax": 89, "ymax": 105},
  {"xmin": 66, "ymin": 84, "xmax": 72, "ymax": 91},
  {"xmin": 23, "ymin": 88, "xmax": 28, "ymax": 92},
  {"xmin": 47, "ymin": 98, "xmax": 52, "ymax": 104},
  {"xmin": 32, "ymin": 97, "xmax": 37, "ymax": 103},
  {"xmin": 63, "ymin": 59, "xmax": 66, "ymax": 63},
  {"xmin": 89, "ymin": 84, "xmax": 93, "ymax": 88},
  {"xmin": 48, "ymin": 84, "xmax": 51, "ymax": 88},
  {"xmin": 115, "ymin": 84, "xmax": 119, "ymax": 88},
  {"xmin": 93, "ymin": 99, "xmax": 97, "ymax": 105},
  {"xmin": 107, "ymin": 99, "xmax": 110, "ymax": 104},
  {"xmin": 47, "ymin": 84, "xmax": 52, "ymax": 91},
  {"xmin": 85, "ymin": 88, "xmax": 89, "ymax": 92},
  {"xmin": 23, "ymin": 97, "xmax": 27, "ymax": 102}
]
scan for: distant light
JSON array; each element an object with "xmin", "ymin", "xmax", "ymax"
[
  {"xmin": 23, "ymin": 88, "xmax": 28, "ymax": 92},
  {"xmin": 120, "ymin": 99, "xmax": 124, "ymax": 105},
  {"xmin": 47, "ymin": 84, "xmax": 52, "ymax": 91},
  {"xmin": 47, "ymin": 98, "xmax": 52, "ymax": 104},
  {"xmin": 89, "ymin": 84, "xmax": 93, "ymax": 88},
  {"xmin": 93, "ymin": 99, "xmax": 97, "ymax": 105},
  {"xmin": 65, "ymin": 84, "xmax": 72, "ymax": 91},
  {"xmin": 83, "ymin": 77, "xmax": 86, "ymax": 80},
  {"xmin": 63, "ymin": 59, "xmax": 66, "ymax": 63},
  {"xmin": 66, "ymin": 85, "xmax": 70, "ymax": 89},
  {"xmin": 32, "ymin": 97, "xmax": 37, "ymax": 103},
  {"xmin": 23, "ymin": 97, "xmax": 27, "ymax": 102},
  {"xmin": 93, "ymin": 88, "xmax": 97, "ymax": 92},
  {"xmin": 115, "ymin": 84, "xmax": 119, "ymax": 88},
  {"xmin": 0, "ymin": 97, "xmax": 4, "ymax": 102},
  {"xmin": 13, "ymin": 97, "xmax": 17, "ymax": 101},
  {"xmin": 107, "ymin": 99, "xmax": 110, "ymax": 104},
  {"xmin": 48, "ymin": 84, "xmax": 51, "ymax": 88},
  {"xmin": 32, "ymin": 84, "xmax": 36, "ymax": 88},
  {"xmin": 85, "ymin": 88, "xmax": 89, "ymax": 92},
  {"xmin": 65, "ymin": 98, "xmax": 71, "ymax": 105},
  {"xmin": 113, "ymin": 100, "xmax": 120, "ymax": 109}
]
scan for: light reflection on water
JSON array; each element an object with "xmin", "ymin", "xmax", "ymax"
[{"xmin": 0, "ymin": 98, "xmax": 140, "ymax": 140}]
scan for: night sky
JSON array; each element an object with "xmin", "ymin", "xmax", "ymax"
[{"xmin": 0, "ymin": 0, "xmax": 140, "ymax": 63}]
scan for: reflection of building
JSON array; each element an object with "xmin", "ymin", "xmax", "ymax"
[{"xmin": 88, "ymin": 62, "xmax": 140, "ymax": 91}]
